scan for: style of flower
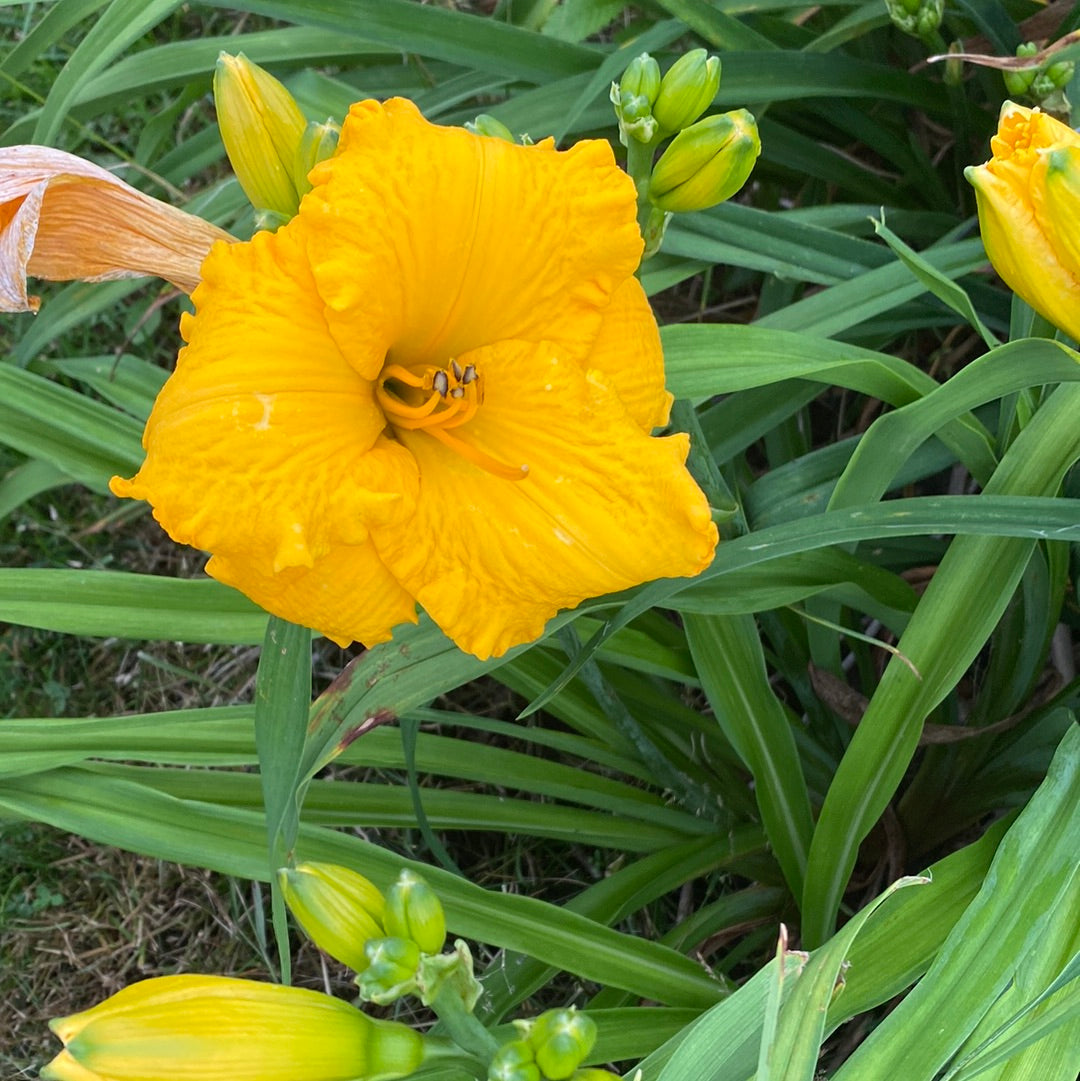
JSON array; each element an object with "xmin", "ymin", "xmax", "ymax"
[
  {"xmin": 106, "ymin": 98, "xmax": 717, "ymax": 658},
  {"xmin": 0, "ymin": 145, "xmax": 230, "ymax": 312},
  {"xmin": 966, "ymin": 101, "xmax": 1080, "ymax": 341},
  {"xmin": 41, "ymin": 974, "xmax": 432, "ymax": 1081}
]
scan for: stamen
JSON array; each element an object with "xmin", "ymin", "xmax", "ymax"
[{"xmin": 378, "ymin": 359, "xmax": 525, "ymax": 480}]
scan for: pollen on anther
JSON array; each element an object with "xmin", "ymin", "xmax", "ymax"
[
  {"xmin": 433, "ymin": 370, "xmax": 450, "ymax": 397},
  {"xmin": 451, "ymin": 359, "xmax": 463, "ymax": 381}
]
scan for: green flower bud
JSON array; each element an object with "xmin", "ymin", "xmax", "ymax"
[
  {"xmin": 649, "ymin": 109, "xmax": 761, "ymax": 213},
  {"xmin": 526, "ymin": 1009, "xmax": 597, "ymax": 1081},
  {"xmin": 278, "ymin": 862, "xmax": 385, "ymax": 973},
  {"xmin": 652, "ymin": 49, "xmax": 721, "ymax": 136},
  {"xmin": 213, "ymin": 52, "xmax": 308, "ymax": 220},
  {"xmin": 293, "ymin": 119, "xmax": 340, "ymax": 196},
  {"xmin": 620, "ymin": 54, "xmax": 661, "ymax": 107},
  {"xmin": 570, "ymin": 1071, "xmax": 619, "ymax": 1081},
  {"xmin": 465, "ymin": 114, "xmax": 516, "ymax": 142},
  {"xmin": 488, "ymin": 1040, "xmax": 541, "ymax": 1081},
  {"xmin": 357, "ymin": 936, "xmax": 421, "ymax": 1004},
  {"xmin": 1046, "ymin": 60, "xmax": 1075, "ymax": 90},
  {"xmin": 611, "ymin": 55, "xmax": 662, "ymax": 145},
  {"xmin": 384, "ymin": 869, "xmax": 447, "ymax": 955}
]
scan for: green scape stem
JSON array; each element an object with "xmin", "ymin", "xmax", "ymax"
[
  {"xmin": 625, "ymin": 136, "xmax": 661, "ymax": 251},
  {"xmin": 429, "ymin": 981, "xmax": 501, "ymax": 1065}
]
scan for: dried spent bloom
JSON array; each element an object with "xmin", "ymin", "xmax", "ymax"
[
  {"xmin": 966, "ymin": 101, "xmax": 1080, "ymax": 341},
  {"xmin": 41, "ymin": 974, "xmax": 430, "ymax": 1081},
  {"xmin": 0, "ymin": 145, "xmax": 230, "ymax": 312},
  {"xmin": 110, "ymin": 98, "xmax": 717, "ymax": 659}
]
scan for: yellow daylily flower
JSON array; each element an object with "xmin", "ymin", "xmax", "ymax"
[
  {"xmin": 965, "ymin": 101, "xmax": 1080, "ymax": 340},
  {"xmin": 41, "ymin": 974, "xmax": 429, "ymax": 1081},
  {"xmin": 110, "ymin": 98, "xmax": 718, "ymax": 659},
  {"xmin": 0, "ymin": 145, "xmax": 231, "ymax": 312}
]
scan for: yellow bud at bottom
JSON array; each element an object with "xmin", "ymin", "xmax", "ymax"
[{"xmin": 43, "ymin": 975, "xmax": 425, "ymax": 1081}]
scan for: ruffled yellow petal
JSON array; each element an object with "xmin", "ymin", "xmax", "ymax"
[
  {"xmin": 0, "ymin": 145, "xmax": 231, "ymax": 312},
  {"xmin": 301, "ymin": 98, "xmax": 643, "ymax": 376},
  {"xmin": 369, "ymin": 339, "xmax": 717, "ymax": 659},
  {"xmin": 110, "ymin": 223, "xmax": 418, "ymax": 645},
  {"xmin": 587, "ymin": 276, "xmax": 671, "ymax": 431}
]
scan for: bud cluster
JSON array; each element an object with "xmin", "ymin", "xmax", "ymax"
[
  {"xmin": 610, "ymin": 49, "xmax": 761, "ymax": 256},
  {"xmin": 488, "ymin": 1008, "xmax": 600, "ymax": 1081},
  {"xmin": 1003, "ymin": 43, "xmax": 1074, "ymax": 114},
  {"xmin": 883, "ymin": 0, "xmax": 944, "ymax": 40}
]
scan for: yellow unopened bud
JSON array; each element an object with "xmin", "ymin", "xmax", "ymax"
[
  {"xmin": 488, "ymin": 1039, "xmax": 541, "ymax": 1081},
  {"xmin": 526, "ymin": 1008, "xmax": 597, "ymax": 1081},
  {"xmin": 652, "ymin": 49, "xmax": 721, "ymax": 136},
  {"xmin": 965, "ymin": 101, "xmax": 1080, "ymax": 341},
  {"xmin": 279, "ymin": 861, "xmax": 386, "ymax": 973},
  {"xmin": 42, "ymin": 974, "xmax": 426, "ymax": 1081},
  {"xmin": 649, "ymin": 109, "xmax": 761, "ymax": 213},
  {"xmin": 384, "ymin": 869, "xmax": 447, "ymax": 955},
  {"xmin": 213, "ymin": 52, "xmax": 309, "ymax": 220}
]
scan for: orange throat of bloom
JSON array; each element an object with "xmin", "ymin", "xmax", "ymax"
[{"xmin": 377, "ymin": 359, "xmax": 529, "ymax": 481}]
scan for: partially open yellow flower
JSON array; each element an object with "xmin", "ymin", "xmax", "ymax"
[
  {"xmin": 41, "ymin": 974, "xmax": 427, "ymax": 1081},
  {"xmin": 0, "ymin": 146, "xmax": 230, "ymax": 312},
  {"xmin": 966, "ymin": 101, "xmax": 1080, "ymax": 340},
  {"xmin": 110, "ymin": 98, "xmax": 717, "ymax": 659}
]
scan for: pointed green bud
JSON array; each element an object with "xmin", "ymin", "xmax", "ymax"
[
  {"xmin": 357, "ymin": 936, "xmax": 421, "ymax": 1004},
  {"xmin": 213, "ymin": 52, "xmax": 308, "ymax": 221},
  {"xmin": 293, "ymin": 119, "xmax": 340, "ymax": 195},
  {"xmin": 620, "ymin": 53, "xmax": 662, "ymax": 105},
  {"xmin": 649, "ymin": 109, "xmax": 760, "ymax": 213},
  {"xmin": 525, "ymin": 1008, "xmax": 597, "ymax": 1081},
  {"xmin": 278, "ymin": 862, "xmax": 385, "ymax": 973},
  {"xmin": 1046, "ymin": 60, "xmax": 1075, "ymax": 90},
  {"xmin": 652, "ymin": 49, "xmax": 721, "ymax": 136},
  {"xmin": 1004, "ymin": 45, "xmax": 1039, "ymax": 97},
  {"xmin": 611, "ymin": 54, "xmax": 662, "ymax": 145},
  {"xmin": 465, "ymin": 114, "xmax": 516, "ymax": 142},
  {"xmin": 488, "ymin": 1040, "xmax": 540, "ymax": 1081},
  {"xmin": 384, "ymin": 869, "xmax": 446, "ymax": 955}
]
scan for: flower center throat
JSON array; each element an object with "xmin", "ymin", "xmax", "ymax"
[{"xmin": 377, "ymin": 360, "xmax": 528, "ymax": 481}]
